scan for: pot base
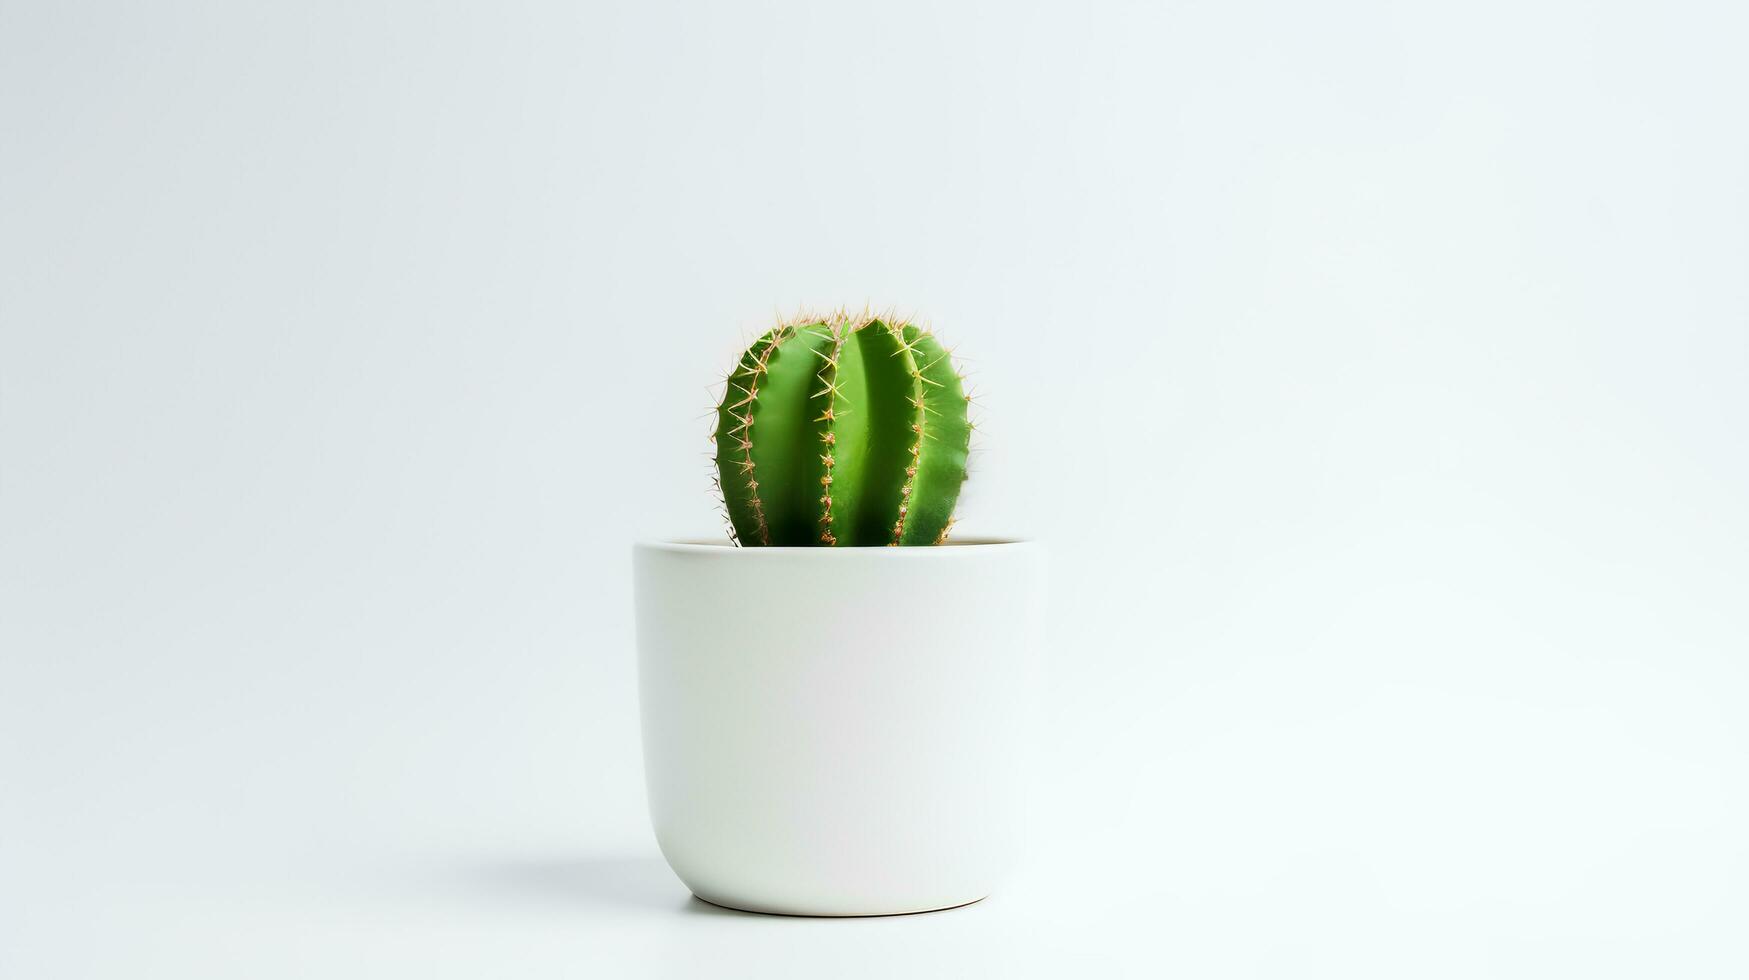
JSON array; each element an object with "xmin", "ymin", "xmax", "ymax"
[{"xmin": 691, "ymin": 891, "xmax": 990, "ymax": 918}]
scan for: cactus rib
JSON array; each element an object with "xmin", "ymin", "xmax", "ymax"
[
  {"xmin": 713, "ymin": 329, "xmax": 783, "ymax": 545},
  {"xmin": 896, "ymin": 325, "xmax": 971, "ymax": 544},
  {"xmin": 813, "ymin": 323, "xmax": 847, "ymax": 544}
]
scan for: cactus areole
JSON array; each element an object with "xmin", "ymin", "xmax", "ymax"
[{"xmin": 714, "ymin": 312, "xmax": 972, "ymax": 546}]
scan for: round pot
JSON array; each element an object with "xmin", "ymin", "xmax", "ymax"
[{"xmin": 633, "ymin": 539, "xmax": 1045, "ymax": 916}]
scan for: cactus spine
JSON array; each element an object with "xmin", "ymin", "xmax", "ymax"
[{"xmin": 714, "ymin": 312, "xmax": 971, "ymax": 546}]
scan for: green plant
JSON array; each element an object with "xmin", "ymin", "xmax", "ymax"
[{"xmin": 714, "ymin": 311, "xmax": 972, "ymax": 546}]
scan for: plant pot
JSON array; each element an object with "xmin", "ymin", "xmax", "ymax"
[{"xmin": 633, "ymin": 539, "xmax": 1045, "ymax": 916}]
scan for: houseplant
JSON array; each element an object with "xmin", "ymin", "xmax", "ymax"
[{"xmin": 634, "ymin": 312, "xmax": 1044, "ymax": 916}]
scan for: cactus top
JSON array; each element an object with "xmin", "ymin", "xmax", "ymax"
[{"xmin": 714, "ymin": 313, "xmax": 972, "ymax": 546}]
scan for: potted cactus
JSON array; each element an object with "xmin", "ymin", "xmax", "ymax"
[{"xmin": 634, "ymin": 311, "xmax": 1045, "ymax": 916}]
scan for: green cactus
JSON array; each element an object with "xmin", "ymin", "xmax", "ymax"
[{"xmin": 714, "ymin": 311, "xmax": 972, "ymax": 546}]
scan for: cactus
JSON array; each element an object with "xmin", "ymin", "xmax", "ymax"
[{"xmin": 714, "ymin": 311, "xmax": 972, "ymax": 546}]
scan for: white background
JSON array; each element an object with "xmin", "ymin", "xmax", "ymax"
[{"xmin": 3, "ymin": 1, "xmax": 1745, "ymax": 976}]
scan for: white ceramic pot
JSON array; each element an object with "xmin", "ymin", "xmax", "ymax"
[{"xmin": 634, "ymin": 539, "xmax": 1044, "ymax": 916}]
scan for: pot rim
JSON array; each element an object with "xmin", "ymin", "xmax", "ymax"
[{"xmin": 636, "ymin": 537, "xmax": 1038, "ymax": 556}]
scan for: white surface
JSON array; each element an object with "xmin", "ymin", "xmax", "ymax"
[
  {"xmin": 637, "ymin": 541, "xmax": 1042, "ymax": 915},
  {"xmin": 2, "ymin": 0, "xmax": 1745, "ymax": 977}
]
